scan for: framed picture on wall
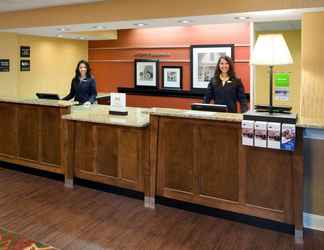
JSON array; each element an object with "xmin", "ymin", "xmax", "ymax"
[
  {"xmin": 162, "ymin": 66, "xmax": 182, "ymax": 89},
  {"xmin": 20, "ymin": 46, "xmax": 30, "ymax": 58},
  {"xmin": 134, "ymin": 59, "xmax": 159, "ymax": 88},
  {"xmin": 190, "ymin": 44, "xmax": 234, "ymax": 91},
  {"xmin": 20, "ymin": 60, "xmax": 30, "ymax": 71}
]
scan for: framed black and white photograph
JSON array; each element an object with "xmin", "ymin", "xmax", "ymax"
[
  {"xmin": 0, "ymin": 59, "xmax": 10, "ymax": 72},
  {"xmin": 191, "ymin": 44, "xmax": 234, "ymax": 90},
  {"xmin": 135, "ymin": 59, "xmax": 159, "ymax": 88},
  {"xmin": 20, "ymin": 60, "xmax": 30, "ymax": 71},
  {"xmin": 20, "ymin": 46, "xmax": 30, "ymax": 58},
  {"xmin": 162, "ymin": 66, "xmax": 182, "ymax": 89}
]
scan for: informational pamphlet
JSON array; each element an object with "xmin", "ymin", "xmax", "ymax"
[
  {"xmin": 254, "ymin": 121, "xmax": 267, "ymax": 148},
  {"xmin": 267, "ymin": 122, "xmax": 281, "ymax": 149},
  {"xmin": 281, "ymin": 123, "xmax": 296, "ymax": 151},
  {"xmin": 242, "ymin": 120, "xmax": 254, "ymax": 146}
]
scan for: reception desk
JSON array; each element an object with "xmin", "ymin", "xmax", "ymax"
[
  {"xmin": 147, "ymin": 108, "xmax": 304, "ymax": 241},
  {"xmin": 62, "ymin": 105, "xmax": 150, "ymax": 192},
  {"xmin": 0, "ymin": 99, "xmax": 310, "ymax": 242},
  {"xmin": 0, "ymin": 97, "xmax": 73, "ymax": 174}
]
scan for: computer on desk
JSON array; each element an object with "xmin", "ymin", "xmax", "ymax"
[
  {"xmin": 36, "ymin": 93, "xmax": 60, "ymax": 100},
  {"xmin": 191, "ymin": 103, "xmax": 228, "ymax": 112}
]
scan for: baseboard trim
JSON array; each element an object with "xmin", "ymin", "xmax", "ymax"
[{"xmin": 304, "ymin": 212, "xmax": 324, "ymax": 231}]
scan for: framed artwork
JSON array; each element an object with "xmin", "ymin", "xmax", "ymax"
[
  {"xmin": 162, "ymin": 66, "xmax": 182, "ymax": 89},
  {"xmin": 20, "ymin": 46, "xmax": 30, "ymax": 58},
  {"xmin": 134, "ymin": 59, "xmax": 159, "ymax": 88},
  {"xmin": 0, "ymin": 59, "xmax": 9, "ymax": 72},
  {"xmin": 190, "ymin": 44, "xmax": 234, "ymax": 90},
  {"xmin": 20, "ymin": 60, "xmax": 30, "ymax": 71}
]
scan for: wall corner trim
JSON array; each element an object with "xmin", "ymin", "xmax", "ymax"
[{"xmin": 304, "ymin": 212, "xmax": 324, "ymax": 231}]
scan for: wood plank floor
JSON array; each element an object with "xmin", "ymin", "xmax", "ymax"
[{"xmin": 0, "ymin": 167, "xmax": 323, "ymax": 250}]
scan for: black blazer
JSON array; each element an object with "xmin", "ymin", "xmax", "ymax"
[
  {"xmin": 203, "ymin": 77, "xmax": 248, "ymax": 113},
  {"xmin": 63, "ymin": 77, "xmax": 97, "ymax": 104}
]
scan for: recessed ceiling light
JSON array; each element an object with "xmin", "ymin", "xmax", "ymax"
[
  {"xmin": 134, "ymin": 23, "xmax": 147, "ymax": 27},
  {"xmin": 92, "ymin": 25, "xmax": 105, "ymax": 29},
  {"xmin": 234, "ymin": 16, "xmax": 250, "ymax": 20},
  {"xmin": 178, "ymin": 20, "xmax": 192, "ymax": 24}
]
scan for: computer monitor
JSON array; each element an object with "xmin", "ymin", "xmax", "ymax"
[
  {"xmin": 191, "ymin": 103, "xmax": 228, "ymax": 112},
  {"xmin": 36, "ymin": 93, "xmax": 60, "ymax": 100}
]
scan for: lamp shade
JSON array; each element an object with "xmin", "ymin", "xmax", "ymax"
[{"xmin": 251, "ymin": 34, "xmax": 293, "ymax": 65}]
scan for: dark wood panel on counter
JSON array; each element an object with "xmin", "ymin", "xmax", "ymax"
[
  {"xmin": 17, "ymin": 105, "xmax": 39, "ymax": 161},
  {"xmin": 39, "ymin": 107, "xmax": 62, "ymax": 166},
  {"xmin": 151, "ymin": 115, "xmax": 304, "ymax": 231},
  {"xmin": 0, "ymin": 102, "xmax": 70, "ymax": 174},
  {"xmin": 0, "ymin": 103, "xmax": 17, "ymax": 156},
  {"xmin": 67, "ymin": 121, "xmax": 147, "ymax": 192}
]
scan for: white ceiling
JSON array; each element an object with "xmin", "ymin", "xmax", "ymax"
[
  {"xmin": 1, "ymin": 7, "xmax": 323, "ymax": 40},
  {"xmin": 0, "ymin": 0, "xmax": 104, "ymax": 12}
]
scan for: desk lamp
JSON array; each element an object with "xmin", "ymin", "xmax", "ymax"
[{"xmin": 251, "ymin": 34, "xmax": 293, "ymax": 113}]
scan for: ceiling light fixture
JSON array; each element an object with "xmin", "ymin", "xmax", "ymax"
[
  {"xmin": 178, "ymin": 20, "xmax": 192, "ymax": 24},
  {"xmin": 134, "ymin": 23, "xmax": 147, "ymax": 27},
  {"xmin": 234, "ymin": 16, "xmax": 250, "ymax": 20}
]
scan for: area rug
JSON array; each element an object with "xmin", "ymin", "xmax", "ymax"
[{"xmin": 0, "ymin": 227, "xmax": 58, "ymax": 250}]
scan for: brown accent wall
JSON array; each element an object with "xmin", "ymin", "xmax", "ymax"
[{"xmin": 89, "ymin": 23, "xmax": 250, "ymax": 109}]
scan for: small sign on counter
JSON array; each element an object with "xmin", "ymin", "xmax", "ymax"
[{"xmin": 109, "ymin": 93, "xmax": 127, "ymax": 115}]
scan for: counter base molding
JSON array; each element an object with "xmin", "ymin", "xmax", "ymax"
[
  {"xmin": 149, "ymin": 115, "xmax": 304, "ymax": 242},
  {"xmin": 64, "ymin": 120, "xmax": 148, "ymax": 195},
  {"xmin": 0, "ymin": 101, "xmax": 71, "ymax": 174}
]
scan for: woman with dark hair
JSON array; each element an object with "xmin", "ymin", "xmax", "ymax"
[
  {"xmin": 203, "ymin": 56, "xmax": 248, "ymax": 113},
  {"xmin": 63, "ymin": 60, "xmax": 97, "ymax": 105}
]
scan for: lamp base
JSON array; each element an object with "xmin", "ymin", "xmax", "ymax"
[{"xmin": 255, "ymin": 105, "xmax": 292, "ymax": 114}]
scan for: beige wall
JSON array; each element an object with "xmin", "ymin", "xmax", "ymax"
[
  {"xmin": 17, "ymin": 35, "xmax": 88, "ymax": 98},
  {"xmin": 1, "ymin": 0, "xmax": 324, "ymax": 29},
  {"xmin": 254, "ymin": 30, "xmax": 301, "ymax": 113},
  {"xmin": 300, "ymin": 12, "xmax": 324, "ymax": 121},
  {"xmin": 0, "ymin": 33, "xmax": 88, "ymax": 98},
  {"xmin": 0, "ymin": 33, "xmax": 18, "ymax": 97}
]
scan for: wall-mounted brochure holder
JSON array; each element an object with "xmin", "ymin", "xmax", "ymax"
[{"xmin": 242, "ymin": 111, "xmax": 296, "ymax": 151}]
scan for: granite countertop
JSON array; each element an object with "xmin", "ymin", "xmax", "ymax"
[
  {"xmin": 296, "ymin": 117, "xmax": 324, "ymax": 129},
  {"xmin": 147, "ymin": 107, "xmax": 243, "ymax": 123},
  {"xmin": 62, "ymin": 104, "xmax": 150, "ymax": 127},
  {"xmin": 0, "ymin": 97, "xmax": 74, "ymax": 107}
]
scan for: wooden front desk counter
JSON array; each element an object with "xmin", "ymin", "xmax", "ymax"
[
  {"xmin": 62, "ymin": 105, "xmax": 150, "ymax": 193},
  {"xmin": 0, "ymin": 97, "xmax": 72, "ymax": 174},
  {"xmin": 147, "ymin": 108, "xmax": 304, "ymax": 242}
]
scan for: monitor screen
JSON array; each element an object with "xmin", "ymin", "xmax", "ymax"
[
  {"xmin": 191, "ymin": 103, "xmax": 228, "ymax": 112},
  {"xmin": 36, "ymin": 93, "xmax": 60, "ymax": 100}
]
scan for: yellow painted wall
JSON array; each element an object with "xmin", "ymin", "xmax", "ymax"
[
  {"xmin": 0, "ymin": 33, "xmax": 18, "ymax": 97},
  {"xmin": 254, "ymin": 30, "xmax": 301, "ymax": 113},
  {"xmin": 0, "ymin": 33, "xmax": 88, "ymax": 98},
  {"xmin": 17, "ymin": 35, "xmax": 88, "ymax": 98},
  {"xmin": 300, "ymin": 12, "xmax": 324, "ymax": 121}
]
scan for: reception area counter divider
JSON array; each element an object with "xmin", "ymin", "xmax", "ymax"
[
  {"xmin": 0, "ymin": 98, "xmax": 72, "ymax": 175},
  {"xmin": 0, "ymin": 100, "xmax": 310, "ymax": 242}
]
